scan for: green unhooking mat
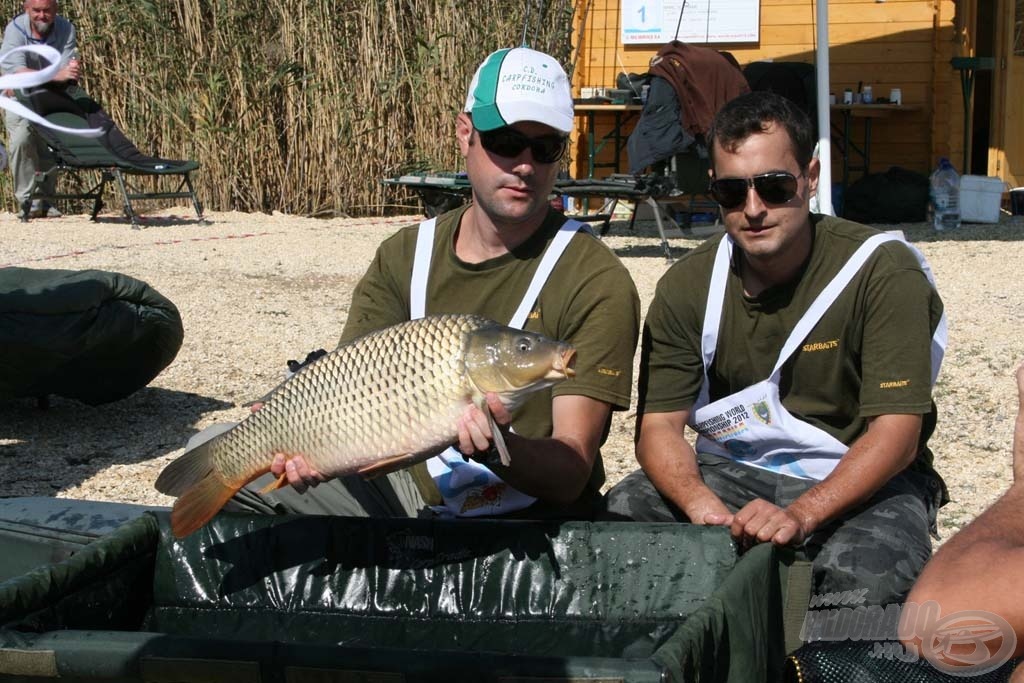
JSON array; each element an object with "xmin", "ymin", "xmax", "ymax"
[
  {"xmin": 0, "ymin": 511, "xmax": 803, "ymax": 682},
  {"xmin": 0, "ymin": 267, "xmax": 183, "ymax": 405}
]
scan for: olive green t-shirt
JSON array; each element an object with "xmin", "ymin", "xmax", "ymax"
[
  {"xmin": 640, "ymin": 215, "xmax": 943, "ymax": 460},
  {"xmin": 341, "ymin": 205, "xmax": 641, "ymax": 506}
]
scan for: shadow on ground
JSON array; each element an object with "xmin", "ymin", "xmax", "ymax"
[
  {"xmin": 0, "ymin": 386, "xmax": 232, "ymax": 496},
  {"xmin": 90, "ymin": 213, "xmax": 210, "ymax": 229}
]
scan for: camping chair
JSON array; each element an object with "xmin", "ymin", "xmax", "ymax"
[
  {"xmin": 622, "ymin": 43, "xmax": 751, "ymax": 245},
  {"xmin": 16, "ymin": 85, "xmax": 203, "ymax": 228},
  {"xmin": 623, "ymin": 74, "xmax": 720, "ymax": 250}
]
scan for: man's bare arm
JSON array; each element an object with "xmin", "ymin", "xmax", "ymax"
[
  {"xmin": 460, "ymin": 393, "xmax": 608, "ymax": 504},
  {"xmin": 1014, "ymin": 362, "xmax": 1024, "ymax": 483},
  {"xmin": 635, "ymin": 410, "xmax": 732, "ymax": 524},
  {"xmin": 777, "ymin": 413, "xmax": 923, "ymax": 541}
]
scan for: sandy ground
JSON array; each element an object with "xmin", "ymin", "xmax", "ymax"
[{"xmin": 2, "ymin": 206, "xmax": 1023, "ymax": 544}]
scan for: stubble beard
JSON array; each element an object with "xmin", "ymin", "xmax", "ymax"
[{"xmin": 477, "ymin": 181, "xmax": 547, "ymax": 228}]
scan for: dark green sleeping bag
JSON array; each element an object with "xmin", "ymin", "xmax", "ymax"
[{"xmin": 0, "ymin": 267, "xmax": 183, "ymax": 405}]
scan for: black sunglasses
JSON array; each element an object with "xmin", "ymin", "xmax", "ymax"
[
  {"xmin": 476, "ymin": 127, "xmax": 567, "ymax": 164},
  {"xmin": 708, "ymin": 172, "xmax": 800, "ymax": 209}
]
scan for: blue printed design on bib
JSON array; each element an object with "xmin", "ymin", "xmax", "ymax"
[
  {"xmin": 724, "ymin": 439, "xmax": 757, "ymax": 458},
  {"xmin": 435, "ymin": 459, "xmax": 492, "ymax": 497},
  {"xmin": 765, "ymin": 452, "xmax": 812, "ymax": 479}
]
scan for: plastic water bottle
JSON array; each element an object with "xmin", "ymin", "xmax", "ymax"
[{"xmin": 930, "ymin": 157, "xmax": 961, "ymax": 231}]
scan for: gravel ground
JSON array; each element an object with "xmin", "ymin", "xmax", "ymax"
[{"xmin": 2, "ymin": 207, "xmax": 1022, "ymax": 545}]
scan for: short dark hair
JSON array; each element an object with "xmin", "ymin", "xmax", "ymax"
[{"xmin": 708, "ymin": 91, "xmax": 816, "ymax": 170}]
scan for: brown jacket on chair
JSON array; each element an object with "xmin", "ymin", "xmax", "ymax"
[{"xmin": 648, "ymin": 41, "xmax": 750, "ymax": 141}]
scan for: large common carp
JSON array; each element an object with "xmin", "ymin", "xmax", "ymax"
[{"xmin": 155, "ymin": 314, "xmax": 576, "ymax": 537}]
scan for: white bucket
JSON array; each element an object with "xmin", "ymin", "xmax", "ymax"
[{"xmin": 959, "ymin": 175, "xmax": 1005, "ymax": 223}]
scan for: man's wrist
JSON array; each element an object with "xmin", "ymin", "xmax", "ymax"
[
  {"xmin": 467, "ymin": 440, "xmax": 506, "ymax": 470},
  {"xmin": 784, "ymin": 497, "xmax": 820, "ymax": 537},
  {"xmin": 480, "ymin": 442, "xmax": 504, "ymax": 468},
  {"xmin": 679, "ymin": 483, "xmax": 725, "ymax": 520}
]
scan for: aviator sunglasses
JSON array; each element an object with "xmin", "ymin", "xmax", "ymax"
[
  {"xmin": 708, "ymin": 171, "xmax": 800, "ymax": 209},
  {"xmin": 477, "ymin": 127, "xmax": 568, "ymax": 164}
]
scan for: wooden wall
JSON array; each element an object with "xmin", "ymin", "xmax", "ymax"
[{"xmin": 569, "ymin": 0, "xmax": 965, "ymax": 188}]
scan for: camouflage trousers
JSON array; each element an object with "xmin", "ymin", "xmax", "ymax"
[{"xmin": 602, "ymin": 452, "xmax": 945, "ymax": 607}]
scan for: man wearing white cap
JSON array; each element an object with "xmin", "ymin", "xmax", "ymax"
[{"xmin": 224, "ymin": 47, "xmax": 641, "ymax": 520}]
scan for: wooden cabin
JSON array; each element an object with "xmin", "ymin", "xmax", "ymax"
[{"xmin": 569, "ymin": 0, "xmax": 1023, "ymax": 199}]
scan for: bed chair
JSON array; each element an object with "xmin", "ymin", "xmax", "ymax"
[{"xmin": 16, "ymin": 85, "xmax": 203, "ymax": 228}]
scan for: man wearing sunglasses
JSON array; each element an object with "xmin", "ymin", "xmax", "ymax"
[
  {"xmin": 223, "ymin": 47, "xmax": 640, "ymax": 521},
  {"xmin": 605, "ymin": 91, "xmax": 947, "ymax": 608}
]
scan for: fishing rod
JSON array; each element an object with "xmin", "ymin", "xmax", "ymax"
[
  {"xmin": 704, "ymin": 0, "xmax": 712, "ymax": 42},
  {"xmin": 521, "ymin": 1, "xmax": 532, "ymax": 46},
  {"xmin": 568, "ymin": 0, "xmax": 593, "ymax": 80},
  {"xmin": 673, "ymin": 0, "xmax": 688, "ymax": 40}
]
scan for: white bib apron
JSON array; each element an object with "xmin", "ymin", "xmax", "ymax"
[
  {"xmin": 689, "ymin": 233, "xmax": 947, "ymax": 481},
  {"xmin": 410, "ymin": 216, "xmax": 586, "ymax": 516}
]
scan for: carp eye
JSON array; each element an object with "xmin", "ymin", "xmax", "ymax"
[{"xmin": 516, "ymin": 337, "xmax": 533, "ymax": 352}]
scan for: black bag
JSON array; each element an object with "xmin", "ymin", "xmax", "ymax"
[
  {"xmin": 842, "ymin": 167, "xmax": 929, "ymax": 224},
  {"xmin": 616, "ymin": 71, "xmax": 651, "ymax": 98}
]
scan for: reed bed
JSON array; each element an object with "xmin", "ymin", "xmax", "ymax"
[{"xmin": 1, "ymin": 0, "xmax": 574, "ymax": 215}]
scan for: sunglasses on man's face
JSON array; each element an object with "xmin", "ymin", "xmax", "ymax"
[
  {"xmin": 708, "ymin": 171, "xmax": 801, "ymax": 209},
  {"xmin": 477, "ymin": 127, "xmax": 567, "ymax": 164}
]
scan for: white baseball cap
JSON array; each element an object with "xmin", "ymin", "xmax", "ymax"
[{"xmin": 463, "ymin": 47, "xmax": 574, "ymax": 135}]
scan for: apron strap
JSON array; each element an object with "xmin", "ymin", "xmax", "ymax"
[
  {"xmin": 901, "ymin": 241, "xmax": 948, "ymax": 386},
  {"xmin": 770, "ymin": 233, "xmax": 896, "ymax": 378},
  {"xmin": 507, "ymin": 219, "xmax": 587, "ymax": 329},
  {"xmin": 701, "ymin": 235, "xmax": 734, "ymax": 371},
  {"xmin": 409, "ymin": 217, "xmax": 437, "ymax": 320}
]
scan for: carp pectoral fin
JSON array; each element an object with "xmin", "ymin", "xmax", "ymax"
[
  {"xmin": 357, "ymin": 446, "xmax": 448, "ymax": 482},
  {"xmin": 357, "ymin": 452, "xmax": 424, "ymax": 479},
  {"xmin": 486, "ymin": 408, "xmax": 512, "ymax": 467},
  {"xmin": 259, "ymin": 472, "xmax": 289, "ymax": 494}
]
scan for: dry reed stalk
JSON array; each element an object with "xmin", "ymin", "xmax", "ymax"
[{"xmin": 0, "ymin": 0, "xmax": 574, "ymax": 216}]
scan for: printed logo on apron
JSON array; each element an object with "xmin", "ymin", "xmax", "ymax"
[
  {"xmin": 411, "ymin": 217, "xmax": 587, "ymax": 516},
  {"xmin": 690, "ymin": 232, "xmax": 947, "ymax": 481}
]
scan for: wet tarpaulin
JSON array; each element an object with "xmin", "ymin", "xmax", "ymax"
[{"xmin": 0, "ymin": 510, "xmax": 799, "ymax": 682}]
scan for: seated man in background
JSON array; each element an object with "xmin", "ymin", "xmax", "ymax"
[
  {"xmin": 603, "ymin": 91, "xmax": 947, "ymax": 607},
  {"xmin": 900, "ymin": 361, "xmax": 1024, "ymax": 674},
  {"xmin": 1, "ymin": 0, "xmax": 79, "ymax": 218},
  {"xmin": 218, "ymin": 46, "xmax": 641, "ymax": 521}
]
